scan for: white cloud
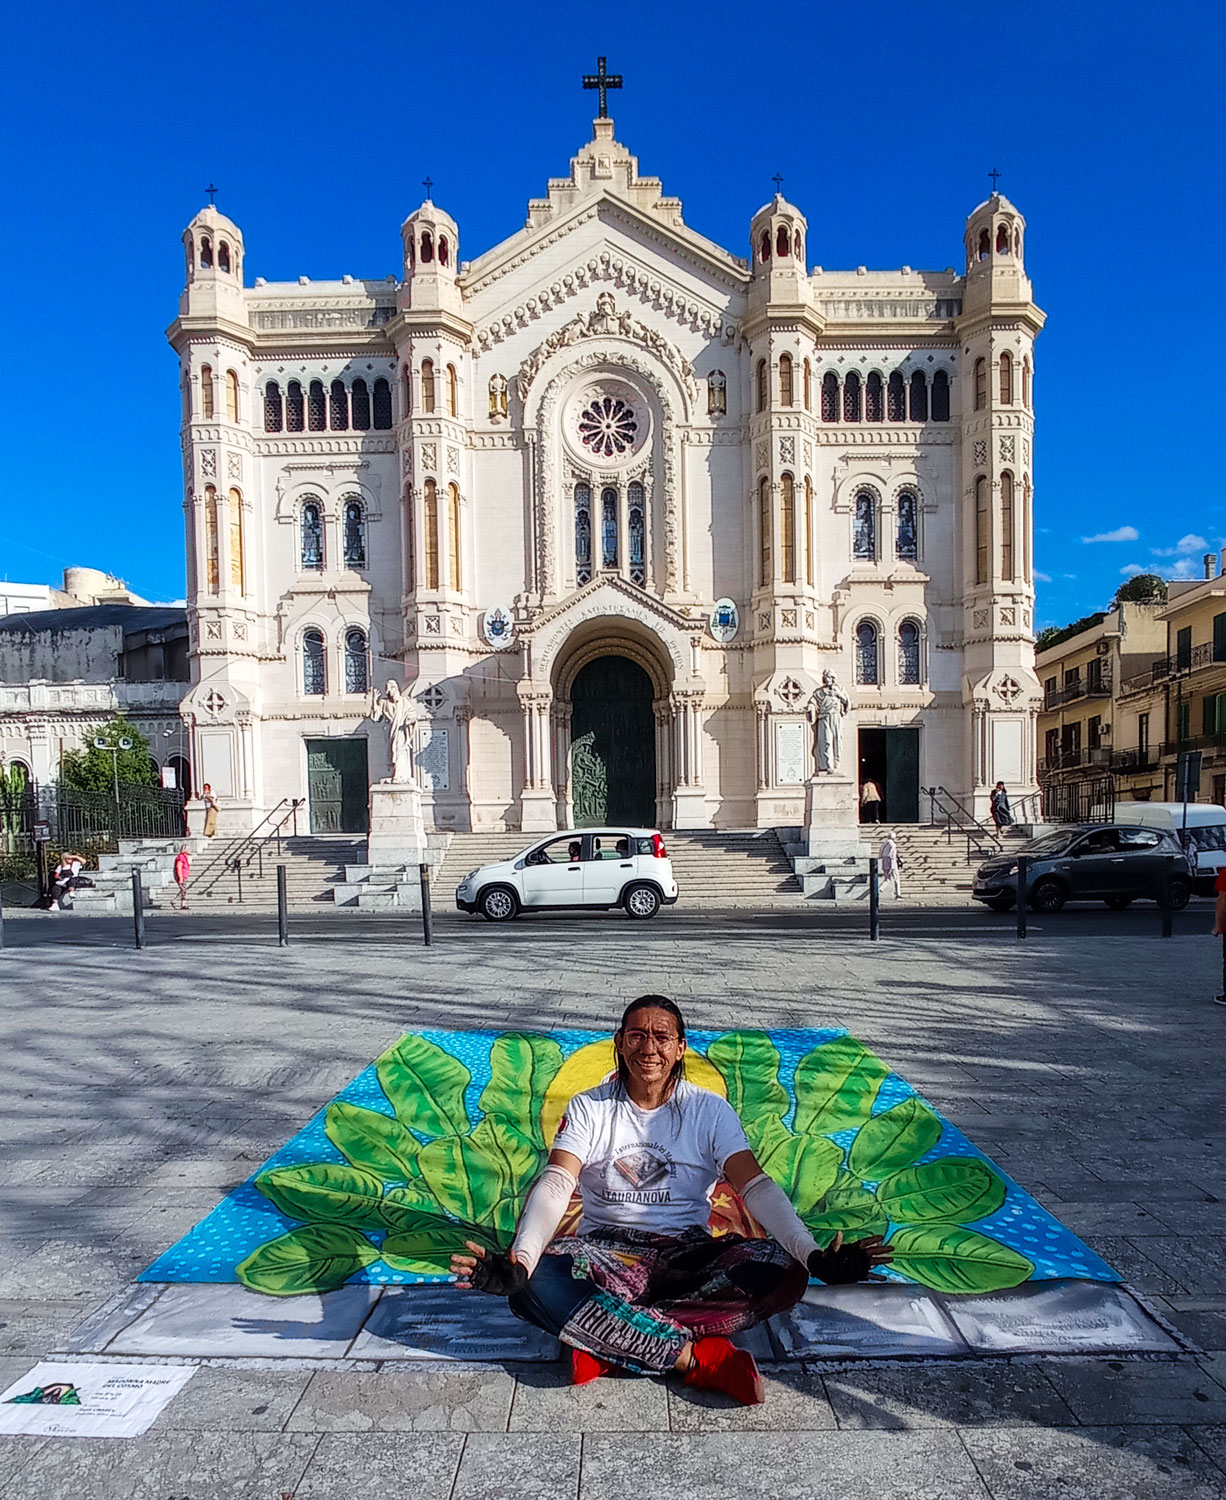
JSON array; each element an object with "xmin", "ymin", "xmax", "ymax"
[
  {"xmin": 1119, "ymin": 564, "xmax": 1144, "ymax": 576},
  {"xmin": 1033, "ymin": 570, "xmax": 1052, "ymax": 583},
  {"xmin": 1150, "ymin": 534, "xmax": 1208, "ymax": 557},
  {"xmin": 1082, "ymin": 525, "xmax": 1140, "ymax": 544},
  {"xmin": 1121, "ymin": 557, "xmax": 1211, "ymax": 582}
]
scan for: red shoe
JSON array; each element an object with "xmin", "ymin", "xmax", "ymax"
[
  {"xmin": 571, "ymin": 1348, "xmax": 614, "ymax": 1386},
  {"xmin": 683, "ymin": 1336, "xmax": 764, "ymax": 1406}
]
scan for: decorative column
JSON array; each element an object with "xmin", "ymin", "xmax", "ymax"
[
  {"xmin": 671, "ymin": 689, "xmax": 709, "ymax": 829},
  {"xmin": 755, "ymin": 701, "xmax": 771, "ymax": 790},
  {"xmin": 653, "ymin": 700, "xmax": 672, "ymax": 829},
  {"xmin": 552, "ymin": 702, "xmax": 573, "ymax": 827},
  {"xmin": 519, "ymin": 688, "xmax": 556, "ymax": 833},
  {"xmin": 453, "ymin": 705, "xmax": 473, "ymax": 828}
]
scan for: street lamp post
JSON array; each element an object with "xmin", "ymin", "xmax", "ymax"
[{"xmin": 94, "ymin": 735, "xmax": 133, "ymax": 829}]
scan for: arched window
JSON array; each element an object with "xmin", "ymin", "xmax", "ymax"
[
  {"xmin": 286, "ymin": 380, "xmax": 304, "ymax": 432},
  {"xmin": 228, "ymin": 487, "xmax": 245, "ymax": 594},
  {"xmin": 909, "ymin": 370, "xmax": 928, "ymax": 422},
  {"xmin": 898, "ymin": 621, "xmax": 921, "ymax": 684},
  {"xmin": 343, "ymin": 499, "xmax": 366, "ymax": 568},
  {"xmin": 225, "ymin": 369, "xmax": 239, "ymax": 423},
  {"xmin": 200, "ymin": 364, "xmax": 214, "ymax": 420},
  {"xmin": 887, "ymin": 371, "xmax": 906, "ymax": 421},
  {"xmin": 301, "ymin": 501, "xmax": 323, "ymax": 570},
  {"xmin": 780, "ymin": 473, "xmax": 795, "ymax": 583},
  {"xmin": 218, "ymin": 240, "xmax": 231, "ymax": 274},
  {"xmin": 931, "ymin": 369, "xmax": 951, "ymax": 422},
  {"xmin": 330, "ymin": 380, "xmax": 349, "ymax": 431},
  {"xmin": 776, "ymin": 224, "xmax": 790, "ymax": 257},
  {"xmin": 372, "ymin": 378, "xmax": 392, "ymax": 429},
  {"xmin": 1021, "ymin": 357, "xmax": 1031, "ymax": 408},
  {"xmin": 402, "ymin": 363, "xmax": 412, "ymax": 414},
  {"xmin": 843, "ymin": 370, "xmax": 862, "ymax": 423},
  {"xmin": 853, "ymin": 491, "xmax": 876, "ymax": 560},
  {"xmin": 264, "ymin": 381, "xmax": 283, "ymax": 432},
  {"xmin": 779, "ymin": 353, "xmax": 794, "ymax": 407},
  {"xmin": 421, "ymin": 231, "xmax": 434, "ymax": 264},
  {"xmin": 803, "ymin": 359, "xmax": 812, "ymax": 411},
  {"xmin": 447, "ymin": 364, "xmax": 458, "ymax": 418},
  {"xmin": 977, "ymin": 228, "xmax": 991, "ymax": 260},
  {"xmin": 344, "ymin": 629, "xmax": 369, "ymax": 694},
  {"xmin": 421, "ymin": 359, "xmax": 435, "ymax": 413},
  {"xmin": 759, "ymin": 229, "xmax": 771, "ymax": 263},
  {"xmin": 975, "ymin": 475, "xmax": 989, "ymax": 585},
  {"xmin": 896, "ymin": 490, "xmax": 918, "ymax": 561},
  {"xmin": 490, "ymin": 372, "xmax": 508, "ymax": 418},
  {"xmin": 575, "ymin": 483, "xmax": 592, "ymax": 585},
  {"xmin": 404, "ymin": 482, "xmax": 416, "ymax": 589},
  {"xmin": 308, "ymin": 379, "xmax": 326, "ymax": 432},
  {"xmin": 756, "ymin": 359, "xmax": 767, "ymax": 413},
  {"xmin": 974, "ymin": 358, "xmax": 987, "ymax": 411},
  {"xmin": 866, "ymin": 372, "xmax": 884, "ymax": 423},
  {"xmin": 999, "ymin": 352, "xmax": 1013, "ymax": 406},
  {"xmin": 1000, "ymin": 470, "xmax": 1015, "ymax": 581},
  {"xmin": 996, "ymin": 223, "xmax": 1011, "ymax": 254},
  {"xmin": 629, "ymin": 481, "xmax": 645, "ymax": 586},
  {"xmin": 200, "ymin": 236, "xmax": 213, "ymax": 269},
  {"xmin": 204, "ymin": 485, "xmax": 219, "ymax": 593},
  {"xmin": 1022, "ymin": 474, "xmax": 1033, "ymax": 581},
  {"xmin": 855, "ymin": 621, "xmax": 880, "ymax": 685},
  {"xmin": 351, "ymin": 378, "xmax": 371, "ymax": 431},
  {"xmin": 601, "ymin": 487, "xmax": 618, "ymax": 568},
  {"xmin": 424, "ymin": 479, "xmax": 439, "ymax": 589},
  {"xmin": 448, "ymin": 483, "xmax": 462, "ymax": 591},
  {"xmin": 804, "ymin": 474, "xmax": 814, "ymax": 584},
  {"xmin": 759, "ymin": 477, "xmax": 771, "ymax": 586},
  {"xmin": 438, "ymin": 235, "xmax": 449, "ymax": 267},
  {"xmin": 821, "ymin": 371, "xmax": 839, "ymax": 422},
  {"xmin": 302, "ymin": 629, "xmax": 325, "ymax": 695},
  {"xmin": 794, "ymin": 232, "xmax": 803, "ymax": 262},
  {"xmin": 706, "ymin": 370, "xmax": 726, "ymax": 416}
]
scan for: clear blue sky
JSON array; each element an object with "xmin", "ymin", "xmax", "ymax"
[{"xmin": 2, "ymin": 0, "xmax": 1220, "ymax": 629}]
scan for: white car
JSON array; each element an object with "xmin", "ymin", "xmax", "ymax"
[{"xmin": 455, "ymin": 828, "xmax": 678, "ymax": 922}]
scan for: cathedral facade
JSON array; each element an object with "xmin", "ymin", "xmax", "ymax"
[{"xmin": 171, "ymin": 116, "xmax": 1043, "ymax": 838}]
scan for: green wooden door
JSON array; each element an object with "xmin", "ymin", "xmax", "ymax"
[
  {"xmin": 884, "ymin": 727, "xmax": 920, "ymax": 823},
  {"xmin": 569, "ymin": 656, "xmax": 655, "ymax": 827},
  {"xmin": 305, "ymin": 739, "xmax": 369, "ymax": 834}
]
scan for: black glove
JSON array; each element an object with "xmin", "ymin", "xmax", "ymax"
[
  {"xmin": 807, "ymin": 1239, "xmax": 875, "ymax": 1285},
  {"xmin": 468, "ymin": 1251, "xmax": 529, "ymax": 1297}
]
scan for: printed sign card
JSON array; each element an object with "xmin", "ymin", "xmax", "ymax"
[{"xmin": 0, "ymin": 1361, "xmax": 195, "ymax": 1438}]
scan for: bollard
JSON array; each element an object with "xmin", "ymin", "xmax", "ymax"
[
  {"xmin": 131, "ymin": 867, "xmax": 145, "ymax": 949},
  {"xmin": 1015, "ymin": 857, "xmax": 1029, "ymax": 940},
  {"xmin": 234, "ymin": 858, "xmax": 243, "ymax": 905},
  {"xmin": 868, "ymin": 856, "xmax": 880, "ymax": 941},
  {"xmin": 419, "ymin": 862, "xmax": 433, "ymax": 947},
  {"xmin": 0, "ymin": 884, "xmax": 5, "ymax": 950},
  {"xmin": 1218, "ymin": 935, "xmax": 1226, "ymax": 1006},
  {"xmin": 36, "ymin": 842, "xmax": 48, "ymax": 907},
  {"xmin": 277, "ymin": 864, "xmax": 289, "ymax": 947}
]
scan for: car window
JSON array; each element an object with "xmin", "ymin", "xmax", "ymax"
[
  {"xmin": 1117, "ymin": 828, "xmax": 1161, "ymax": 850},
  {"xmin": 531, "ymin": 837, "xmax": 584, "ymax": 865},
  {"xmin": 1021, "ymin": 832, "xmax": 1076, "ymax": 856},
  {"xmin": 1188, "ymin": 825, "xmax": 1226, "ymax": 852},
  {"xmin": 634, "ymin": 836, "xmax": 655, "ymax": 855},
  {"xmin": 596, "ymin": 834, "xmax": 632, "ymax": 860},
  {"xmin": 1073, "ymin": 830, "xmax": 1119, "ymax": 856}
]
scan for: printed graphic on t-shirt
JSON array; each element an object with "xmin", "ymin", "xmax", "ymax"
[{"xmin": 603, "ymin": 1144, "xmax": 675, "ymax": 1204}]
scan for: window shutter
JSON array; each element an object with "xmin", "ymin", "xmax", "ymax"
[{"xmin": 1214, "ymin": 613, "xmax": 1226, "ymax": 662}]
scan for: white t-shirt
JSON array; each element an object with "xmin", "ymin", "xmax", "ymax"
[{"xmin": 552, "ymin": 1077, "xmax": 751, "ymax": 1234}]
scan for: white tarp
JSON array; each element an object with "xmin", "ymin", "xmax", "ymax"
[{"xmin": 0, "ymin": 1361, "xmax": 195, "ymax": 1438}]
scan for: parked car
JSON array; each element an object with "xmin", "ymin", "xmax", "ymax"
[
  {"xmin": 1112, "ymin": 801, "xmax": 1226, "ymax": 896},
  {"xmin": 972, "ymin": 824, "xmax": 1192, "ymax": 913},
  {"xmin": 455, "ymin": 828, "xmax": 678, "ymax": 922}
]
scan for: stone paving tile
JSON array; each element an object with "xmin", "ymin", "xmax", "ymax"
[
  {"xmin": 578, "ymin": 1430, "xmax": 990, "ymax": 1499},
  {"xmin": 147, "ymin": 1366, "xmax": 312, "ymax": 1431},
  {"xmin": 0, "ymin": 1299, "xmax": 89, "ymax": 1356},
  {"xmin": 1156, "ymin": 1303, "xmax": 1226, "ymax": 1352},
  {"xmin": 961, "ymin": 1424, "xmax": 1226, "ymax": 1499},
  {"xmin": 350, "ymin": 1286, "xmax": 557, "ymax": 1362},
  {"xmin": 453, "ymin": 1432, "xmax": 581, "ymax": 1500},
  {"xmin": 822, "ymin": 1364, "xmax": 1076, "ymax": 1430},
  {"xmin": 1048, "ymin": 1201, "xmax": 1169, "ymax": 1236},
  {"xmin": 0, "ymin": 1239, "xmax": 145, "ymax": 1303},
  {"xmin": 55, "ymin": 1279, "xmax": 164, "ymax": 1353},
  {"xmin": 1085, "ymin": 1237, "xmax": 1188, "ymax": 1294},
  {"xmin": 1041, "ymin": 1356, "xmax": 1226, "ymax": 1425},
  {"xmin": 509, "ymin": 1365, "xmax": 669, "ymax": 1432},
  {"xmin": 667, "ymin": 1364, "xmax": 835, "ymax": 1432},
  {"xmin": 7, "ymin": 1431, "xmax": 321, "ymax": 1500},
  {"xmin": 1042, "ymin": 1177, "xmax": 1217, "ymax": 1203},
  {"xmin": 1151, "ymin": 1204, "xmax": 1226, "ymax": 1236},
  {"xmin": 294, "ymin": 1432, "xmax": 464, "ymax": 1498},
  {"xmin": 286, "ymin": 1366, "xmax": 515, "ymax": 1432},
  {"xmin": 0, "ymin": 1436, "xmax": 46, "ymax": 1499},
  {"xmin": 1131, "ymin": 1238, "xmax": 1226, "ymax": 1297}
]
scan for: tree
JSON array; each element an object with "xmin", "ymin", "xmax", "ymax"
[
  {"xmin": 1115, "ymin": 573, "xmax": 1168, "ymax": 605},
  {"xmin": 61, "ymin": 715, "xmax": 158, "ymax": 794}
]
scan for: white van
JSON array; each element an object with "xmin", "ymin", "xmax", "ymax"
[{"xmin": 1112, "ymin": 802, "xmax": 1226, "ymax": 894}]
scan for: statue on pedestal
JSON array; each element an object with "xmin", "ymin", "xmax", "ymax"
[
  {"xmin": 806, "ymin": 670, "xmax": 850, "ymax": 774},
  {"xmin": 370, "ymin": 680, "xmax": 426, "ymax": 785}
]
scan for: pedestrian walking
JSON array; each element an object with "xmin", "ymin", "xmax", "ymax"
[
  {"xmin": 859, "ymin": 778, "xmax": 883, "ymax": 824},
  {"xmin": 879, "ymin": 835, "xmax": 902, "ymax": 899},
  {"xmin": 173, "ymin": 846, "xmax": 191, "ymax": 910},
  {"xmin": 200, "ymin": 784, "xmax": 219, "ymax": 839},
  {"xmin": 990, "ymin": 781, "xmax": 1013, "ymax": 832}
]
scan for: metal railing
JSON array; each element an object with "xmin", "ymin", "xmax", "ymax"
[
  {"xmin": 1043, "ymin": 669, "xmax": 1113, "ymax": 709},
  {"xmin": 1159, "ymin": 734, "xmax": 1226, "ymax": 758},
  {"xmin": 1040, "ymin": 776, "xmax": 1115, "ymax": 825},
  {"xmin": 922, "ymin": 785, "xmax": 1003, "ymax": 862},
  {"xmin": 191, "ymin": 798, "xmax": 305, "ymax": 901},
  {"xmin": 1109, "ymin": 746, "xmax": 1160, "ymax": 773},
  {"xmin": 1038, "ymin": 747, "xmax": 1113, "ymax": 775},
  {"xmin": 1152, "ymin": 642, "xmax": 1222, "ymax": 682}
]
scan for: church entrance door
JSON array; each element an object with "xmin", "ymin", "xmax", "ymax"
[
  {"xmin": 569, "ymin": 655, "xmax": 655, "ymax": 828},
  {"xmin": 305, "ymin": 738, "xmax": 369, "ymax": 834},
  {"xmin": 857, "ymin": 727, "xmax": 920, "ymax": 823}
]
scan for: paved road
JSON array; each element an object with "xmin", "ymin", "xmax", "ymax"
[{"xmin": 2, "ymin": 906, "xmax": 1226, "ymax": 1496}]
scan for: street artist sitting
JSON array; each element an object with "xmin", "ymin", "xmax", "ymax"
[{"xmin": 451, "ymin": 995, "xmax": 891, "ymax": 1405}]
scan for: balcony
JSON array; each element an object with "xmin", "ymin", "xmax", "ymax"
[
  {"xmin": 1043, "ymin": 668, "xmax": 1113, "ymax": 710},
  {"xmin": 1159, "ymin": 733, "xmax": 1226, "ymax": 759},
  {"xmin": 1152, "ymin": 641, "xmax": 1223, "ymax": 682},
  {"xmin": 1109, "ymin": 746, "xmax": 1160, "ymax": 774},
  {"xmin": 1038, "ymin": 747, "xmax": 1113, "ymax": 776}
]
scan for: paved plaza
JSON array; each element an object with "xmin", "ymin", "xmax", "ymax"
[{"xmin": 2, "ymin": 906, "xmax": 1226, "ymax": 1497}]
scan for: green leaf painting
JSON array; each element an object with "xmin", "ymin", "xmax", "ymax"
[
  {"xmin": 707, "ymin": 1032, "xmax": 788, "ymax": 1155},
  {"xmin": 758, "ymin": 1131, "xmax": 841, "ymax": 1214},
  {"xmin": 803, "ymin": 1174, "xmax": 890, "ymax": 1249},
  {"xmin": 236, "ymin": 1223, "xmax": 381, "ymax": 1296},
  {"xmin": 876, "ymin": 1158, "xmax": 1007, "ymax": 1225},
  {"xmin": 793, "ymin": 1037, "xmax": 889, "ymax": 1136},
  {"xmin": 478, "ymin": 1034, "xmax": 563, "ymax": 1150},
  {"xmin": 848, "ymin": 1097, "xmax": 943, "ymax": 1181},
  {"xmin": 255, "ymin": 1164, "xmax": 411, "ymax": 1232},
  {"xmin": 887, "ymin": 1225, "xmax": 1035, "ymax": 1294},
  {"xmin": 376, "ymin": 1035, "xmax": 472, "ymax": 1138},
  {"xmin": 382, "ymin": 1219, "xmax": 499, "ymax": 1276},
  {"xmin": 324, "ymin": 1101, "xmax": 422, "ymax": 1181}
]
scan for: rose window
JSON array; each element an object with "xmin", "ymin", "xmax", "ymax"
[{"xmin": 578, "ymin": 396, "xmax": 637, "ymax": 458}]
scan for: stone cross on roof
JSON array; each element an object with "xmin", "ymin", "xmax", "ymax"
[{"xmin": 582, "ymin": 56, "xmax": 622, "ymax": 117}]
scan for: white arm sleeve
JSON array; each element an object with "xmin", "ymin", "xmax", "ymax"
[
  {"xmin": 739, "ymin": 1172, "xmax": 820, "ymax": 1270},
  {"xmin": 509, "ymin": 1163, "xmax": 578, "ymax": 1276}
]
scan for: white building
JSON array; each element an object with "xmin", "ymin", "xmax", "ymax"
[{"xmin": 171, "ymin": 112, "xmax": 1043, "ymax": 839}]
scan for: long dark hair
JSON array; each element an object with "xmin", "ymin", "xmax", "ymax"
[{"xmin": 613, "ymin": 994, "xmax": 688, "ymax": 1111}]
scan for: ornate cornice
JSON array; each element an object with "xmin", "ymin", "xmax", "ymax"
[{"xmin": 517, "ymin": 293, "xmax": 699, "ymax": 404}]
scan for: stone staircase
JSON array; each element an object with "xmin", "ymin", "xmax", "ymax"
[
  {"xmin": 862, "ymin": 821, "xmax": 1010, "ymax": 902},
  {"xmin": 189, "ymin": 834, "xmax": 368, "ymax": 910}
]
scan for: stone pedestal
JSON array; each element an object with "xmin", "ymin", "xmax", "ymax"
[
  {"xmin": 804, "ymin": 774, "xmax": 865, "ymax": 859},
  {"xmin": 367, "ymin": 781, "xmax": 426, "ymax": 866},
  {"xmin": 672, "ymin": 786, "xmax": 710, "ymax": 830}
]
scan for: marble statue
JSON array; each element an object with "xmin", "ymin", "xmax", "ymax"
[
  {"xmin": 370, "ymin": 680, "xmax": 426, "ymax": 785},
  {"xmin": 806, "ymin": 670, "xmax": 850, "ymax": 774}
]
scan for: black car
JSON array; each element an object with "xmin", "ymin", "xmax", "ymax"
[{"xmin": 973, "ymin": 824, "xmax": 1193, "ymax": 913}]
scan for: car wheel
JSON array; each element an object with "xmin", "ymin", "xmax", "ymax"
[
  {"xmin": 623, "ymin": 883, "xmax": 661, "ymax": 920},
  {"xmin": 1029, "ymin": 877, "xmax": 1067, "ymax": 914},
  {"xmin": 985, "ymin": 896, "xmax": 1015, "ymax": 912},
  {"xmin": 1162, "ymin": 878, "xmax": 1191, "ymax": 912},
  {"xmin": 478, "ymin": 885, "xmax": 518, "ymax": 922},
  {"xmin": 1104, "ymin": 896, "xmax": 1134, "ymax": 910}
]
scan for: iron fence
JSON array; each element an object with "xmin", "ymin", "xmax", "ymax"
[
  {"xmin": 1040, "ymin": 776, "xmax": 1115, "ymax": 825},
  {"xmin": 0, "ymin": 780, "xmax": 186, "ymax": 868}
]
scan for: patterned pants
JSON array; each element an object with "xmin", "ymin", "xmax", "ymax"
[{"xmin": 508, "ymin": 1225, "xmax": 808, "ymax": 1375}]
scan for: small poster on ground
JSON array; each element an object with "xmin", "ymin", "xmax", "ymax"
[{"xmin": 0, "ymin": 1361, "xmax": 195, "ymax": 1438}]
